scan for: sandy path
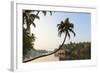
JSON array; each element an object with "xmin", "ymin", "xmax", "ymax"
[{"xmin": 29, "ymin": 54, "xmax": 59, "ymax": 63}]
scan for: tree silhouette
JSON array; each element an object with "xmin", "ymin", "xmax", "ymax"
[
  {"xmin": 23, "ymin": 10, "xmax": 40, "ymax": 33},
  {"xmin": 23, "ymin": 28, "xmax": 36, "ymax": 59},
  {"xmin": 23, "ymin": 10, "xmax": 52, "ymax": 32},
  {"xmin": 23, "ymin": 18, "xmax": 76, "ymax": 63},
  {"xmin": 23, "ymin": 10, "xmax": 52, "ymax": 61}
]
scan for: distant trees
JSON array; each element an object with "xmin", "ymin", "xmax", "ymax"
[{"xmin": 55, "ymin": 42, "xmax": 91, "ymax": 60}]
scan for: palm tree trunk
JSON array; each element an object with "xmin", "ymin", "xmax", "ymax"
[{"xmin": 23, "ymin": 32, "xmax": 67, "ymax": 63}]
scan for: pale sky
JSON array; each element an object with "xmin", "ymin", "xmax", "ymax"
[{"xmin": 30, "ymin": 11, "xmax": 91, "ymax": 51}]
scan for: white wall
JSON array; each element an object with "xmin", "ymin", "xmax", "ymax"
[{"xmin": 0, "ymin": 0, "xmax": 100, "ymax": 73}]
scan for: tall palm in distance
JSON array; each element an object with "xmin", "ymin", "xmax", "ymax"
[{"xmin": 24, "ymin": 18, "xmax": 76, "ymax": 63}]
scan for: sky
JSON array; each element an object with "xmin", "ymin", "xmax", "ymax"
[{"xmin": 30, "ymin": 11, "xmax": 91, "ymax": 51}]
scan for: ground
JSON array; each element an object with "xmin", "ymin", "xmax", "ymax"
[{"xmin": 28, "ymin": 54, "xmax": 59, "ymax": 63}]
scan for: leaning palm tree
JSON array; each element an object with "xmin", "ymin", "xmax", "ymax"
[
  {"xmin": 23, "ymin": 18, "xmax": 76, "ymax": 63},
  {"xmin": 57, "ymin": 18, "xmax": 76, "ymax": 49}
]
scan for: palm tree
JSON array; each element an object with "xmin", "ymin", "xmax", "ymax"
[
  {"xmin": 23, "ymin": 10, "xmax": 40, "ymax": 32},
  {"xmin": 23, "ymin": 10, "xmax": 52, "ymax": 62},
  {"xmin": 56, "ymin": 18, "xmax": 76, "ymax": 50},
  {"xmin": 23, "ymin": 18, "xmax": 76, "ymax": 63},
  {"xmin": 23, "ymin": 10, "xmax": 52, "ymax": 32}
]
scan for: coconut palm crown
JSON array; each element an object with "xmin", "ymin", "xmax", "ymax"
[{"xmin": 57, "ymin": 18, "xmax": 76, "ymax": 38}]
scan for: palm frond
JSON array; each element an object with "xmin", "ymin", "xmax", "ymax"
[
  {"xmin": 32, "ymin": 22, "xmax": 36, "ymax": 28},
  {"xmin": 64, "ymin": 18, "xmax": 69, "ymax": 24},
  {"xmin": 42, "ymin": 11, "xmax": 47, "ymax": 16},
  {"xmin": 25, "ymin": 10, "xmax": 35, "ymax": 13},
  {"xmin": 61, "ymin": 21, "xmax": 64, "ymax": 25},
  {"xmin": 57, "ymin": 24, "xmax": 61, "ymax": 27},
  {"xmin": 49, "ymin": 11, "xmax": 52, "ymax": 15},
  {"xmin": 66, "ymin": 31, "xmax": 70, "ymax": 39},
  {"xmin": 69, "ymin": 29, "xmax": 76, "ymax": 37},
  {"xmin": 58, "ymin": 25, "xmax": 63, "ymax": 31},
  {"xmin": 70, "ymin": 23, "xmax": 74, "ymax": 28},
  {"xmin": 58, "ymin": 31, "xmax": 62, "ymax": 37},
  {"xmin": 30, "ymin": 14, "xmax": 40, "ymax": 19}
]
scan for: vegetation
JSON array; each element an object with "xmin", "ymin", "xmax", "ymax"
[
  {"xmin": 23, "ymin": 10, "xmax": 52, "ymax": 32},
  {"xmin": 23, "ymin": 10, "xmax": 52, "ymax": 62},
  {"xmin": 23, "ymin": 28, "xmax": 36, "ymax": 59},
  {"xmin": 55, "ymin": 18, "xmax": 76, "ymax": 53},
  {"xmin": 55, "ymin": 42, "xmax": 91, "ymax": 60},
  {"xmin": 23, "ymin": 18, "xmax": 76, "ymax": 63},
  {"xmin": 22, "ymin": 10, "xmax": 91, "ymax": 63}
]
